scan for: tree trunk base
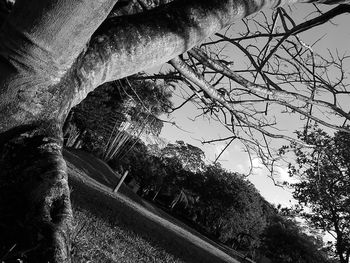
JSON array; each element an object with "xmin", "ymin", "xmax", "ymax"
[{"xmin": 0, "ymin": 123, "xmax": 73, "ymax": 263}]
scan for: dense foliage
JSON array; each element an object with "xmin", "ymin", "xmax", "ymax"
[
  {"xmin": 109, "ymin": 138, "xmax": 331, "ymax": 262},
  {"xmin": 260, "ymin": 215, "xmax": 329, "ymax": 263},
  {"xmin": 288, "ymin": 127, "xmax": 350, "ymax": 263},
  {"xmin": 149, "ymin": 140, "xmax": 206, "ymax": 173},
  {"xmin": 63, "ymin": 77, "xmax": 172, "ymax": 155}
]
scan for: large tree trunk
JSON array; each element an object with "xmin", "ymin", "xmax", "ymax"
[
  {"xmin": 0, "ymin": 0, "xmax": 117, "ymax": 261},
  {"xmin": 0, "ymin": 122, "xmax": 72, "ymax": 262}
]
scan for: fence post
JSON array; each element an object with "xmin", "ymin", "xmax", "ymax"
[{"xmin": 113, "ymin": 170, "xmax": 129, "ymax": 193}]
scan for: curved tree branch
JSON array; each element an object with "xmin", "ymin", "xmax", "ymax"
[{"xmin": 71, "ymin": 0, "xmax": 350, "ymax": 110}]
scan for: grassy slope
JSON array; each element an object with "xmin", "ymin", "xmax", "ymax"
[
  {"xmin": 64, "ymin": 149, "xmax": 241, "ymax": 263},
  {"xmin": 71, "ymin": 208, "xmax": 184, "ymax": 263}
]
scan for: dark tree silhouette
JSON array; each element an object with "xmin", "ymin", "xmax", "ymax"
[{"xmin": 261, "ymin": 215, "xmax": 329, "ymax": 263}]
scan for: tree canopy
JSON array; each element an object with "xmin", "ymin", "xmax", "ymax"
[
  {"xmin": 64, "ymin": 76, "xmax": 172, "ymax": 156},
  {"xmin": 260, "ymin": 215, "xmax": 330, "ymax": 263},
  {"xmin": 114, "ymin": 138, "xmax": 334, "ymax": 261},
  {"xmin": 288, "ymin": 128, "xmax": 350, "ymax": 263}
]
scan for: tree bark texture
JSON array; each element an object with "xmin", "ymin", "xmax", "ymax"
[
  {"xmin": 0, "ymin": 0, "xmax": 349, "ymax": 262},
  {"xmin": 0, "ymin": 122, "xmax": 72, "ymax": 262},
  {"xmin": 0, "ymin": 1, "xmax": 116, "ymax": 261}
]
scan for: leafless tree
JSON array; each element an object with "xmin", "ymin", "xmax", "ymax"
[{"xmin": 158, "ymin": 5, "xmax": 350, "ymax": 176}]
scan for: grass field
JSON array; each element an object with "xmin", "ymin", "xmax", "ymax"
[
  {"xmin": 71, "ymin": 207, "xmax": 184, "ymax": 263},
  {"xmin": 64, "ymin": 149, "xmax": 242, "ymax": 263}
]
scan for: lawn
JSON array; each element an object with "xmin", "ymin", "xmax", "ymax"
[
  {"xmin": 64, "ymin": 149, "xmax": 242, "ymax": 263},
  {"xmin": 71, "ymin": 207, "xmax": 184, "ymax": 263}
]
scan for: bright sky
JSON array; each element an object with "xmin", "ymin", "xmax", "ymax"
[{"xmin": 156, "ymin": 3, "xmax": 350, "ymax": 207}]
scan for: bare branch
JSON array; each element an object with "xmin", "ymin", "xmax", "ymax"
[
  {"xmin": 189, "ymin": 47, "xmax": 350, "ymax": 132},
  {"xmin": 170, "ymin": 56, "xmax": 313, "ymax": 145}
]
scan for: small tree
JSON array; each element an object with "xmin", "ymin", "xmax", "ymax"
[{"xmin": 289, "ymin": 127, "xmax": 350, "ymax": 263}]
